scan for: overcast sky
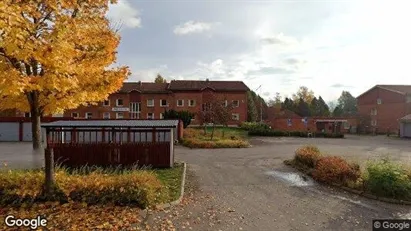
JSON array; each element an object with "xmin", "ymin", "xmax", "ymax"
[{"xmin": 107, "ymin": 0, "xmax": 411, "ymax": 102}]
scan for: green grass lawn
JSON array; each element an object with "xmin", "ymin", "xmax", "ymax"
[
  {"xmin": 197, "ymin": 127, "xmax": 248, "ymax": 141},
  {"xmin": 153, "ymin": 163, "xmax": 184, "ymax": 202}
]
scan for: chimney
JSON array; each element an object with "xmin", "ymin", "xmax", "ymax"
[
  {"xmin": 138, "ymin": 81, "xmax": 142, "ymax": 87},
  {"xmin": 206, "ymin": 78, "xmax": 209, "ymax": 82}
]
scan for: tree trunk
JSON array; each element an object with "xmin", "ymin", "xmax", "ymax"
[
  {"xmin": 28, "ymin": 92, "xmax": 42, "ymax": 150},
  {"xmin": 211, "ymin": 124, "xmax": 216, "ymax": 140},
  {"xmin": 45, "ymin": 148, "xmax": 55, "ymax": 196}
]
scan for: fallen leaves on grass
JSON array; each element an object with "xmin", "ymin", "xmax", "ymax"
[{"xmin": 0, "ymin": 202, "xmax": 143, "ymax": 230}]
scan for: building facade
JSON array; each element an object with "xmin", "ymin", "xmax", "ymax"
[
  {"xmin": 63, "ymin": 80, "xmax": 250, "ymax": 125},
  {"xmin": 357, "ymin": 85, "xmax": 411, "ymax": 134}
]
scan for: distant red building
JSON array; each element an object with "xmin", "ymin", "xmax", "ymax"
[
  {"xmin": 63, "ymin": 80, "xmax": 250, "ymax": 126},
  {"xmin": 357, "ymin": 85, "xmax": 411, "ymax": 134}
]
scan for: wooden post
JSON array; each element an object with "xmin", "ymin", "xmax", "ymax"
[
  {"xmin": 19, "ymin": 121, "xmax": 23, "ymax": 141},
  {"xmin": 152, "ymin": 128, "xmax": 156, "ymax": 142}
]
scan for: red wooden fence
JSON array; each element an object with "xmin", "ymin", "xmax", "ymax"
[{"xmin": 48, "ymin": 142, "xmax": 171, "ymax": 168}]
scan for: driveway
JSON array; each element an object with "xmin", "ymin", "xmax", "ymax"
[{"xmin": 143, "ymin": 135, "xmax": 411, "ymax": 231}]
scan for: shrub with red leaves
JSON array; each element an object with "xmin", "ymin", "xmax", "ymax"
[
  {"xmin": 294, "ymin": 145, "xmax": 321, "ymax": 168},
  {"xmin": 312, "ymin": 156, "xmax": 360, "ymax": 184}
]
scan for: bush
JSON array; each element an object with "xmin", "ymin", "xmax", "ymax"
[
  {"xmin": 181, "ymin": 138, "xmax": 249, "ymax": 148},
  {"xmin": 163, "ymin": 109, "xmax": 195, "ymax": 128},
  {"xmin": 240, "ymin": 122, "xmax": 270, "ymax": 131},
  {"xmin": 312, "ymin": 156, "xmax": 360, "ymax": 184},
  {"xmin": 365, "ymin": 159, "xmax": 411, "ymax": 199},
  {"xmin": 0, "ymin": 169, "xmax": 166, "ymax": 208},
  {"xmin": 248, "ymin": 129, "xmax": 285, "ymax": 137},
  {"xmin": 294, "ymin": 145, "xmax": 321, "ymax": 168}
]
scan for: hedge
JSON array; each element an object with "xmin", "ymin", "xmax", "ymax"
[{"xmin": 248, "ymin": 129, "xmax": 344, "ymax": 138}]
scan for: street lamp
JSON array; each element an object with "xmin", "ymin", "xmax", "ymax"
[{"xmin": 255, "ymin": 85, "xmax": 263, "ymax": 123}]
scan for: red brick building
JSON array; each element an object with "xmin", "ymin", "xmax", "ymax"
[
  {"xmin": 357, "ymin": 85, "xmax": 411, "ymax": 134},
  {"xmin": 63, "ymin": 80, "xmax": 250, "ymax": 126}
]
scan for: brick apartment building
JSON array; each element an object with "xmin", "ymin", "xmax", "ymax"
[
  {"xmin": 357, "ymin": 85, "xmax": 411, "ymax": 134},
  {"xmin": 63, "ymin": 80, "xmax": 250, "ymax": 125}
]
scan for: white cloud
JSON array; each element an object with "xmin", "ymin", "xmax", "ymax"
[
  {"xmin": 125, "ymin": 65, "xmax": 168, "ymax": 82},
  {"xmin": 107, "ymin": 0, "xmax": 141, "ymax": 28},
  {"xmin": 260, "ymin": 33, "xmax": 299, "ymax": 46},
  {"xmin": 173, "ymin": 21, "xmax": 215, "ymax": 35}
]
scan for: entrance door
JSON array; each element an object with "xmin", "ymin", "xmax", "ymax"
[{"xmin": 130, "ymin": 102, "xmax": 141, "ymax": 119}]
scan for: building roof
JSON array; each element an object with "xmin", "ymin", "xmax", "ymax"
[
  {"xmin": 168, "ymin": 80, "xmax": 249, "ymax": 91},
  {"xmin": 41, "ymin": 120, "xmax": 180, "ymax": 128},
  {"xmin": 267, "ymin": 107, "xmax": 302, "ymax": 119},
  {"xmin": 357, "ymin": 85, "xmax": 411, "ymax": 99},
  {"xmin": 399, "ymin": 114, "xmax": 411, "ymax": 123},
  {"xmin": 119, "ymin": 82, "xmax": 169, "ymax": 93}
]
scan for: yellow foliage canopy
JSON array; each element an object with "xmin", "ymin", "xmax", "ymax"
[{"xmin": 0, "ymin": 0, "xmax": 129, "ymax": 114}]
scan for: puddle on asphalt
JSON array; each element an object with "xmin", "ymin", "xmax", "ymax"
[{"xmin": 266, "ymin": 170, "xmax": 314, "ymax": 186}]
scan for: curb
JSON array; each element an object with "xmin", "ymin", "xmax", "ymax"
[{"xmin": 155, "ymin": 162, "xmax": 187, "ymax": 210}]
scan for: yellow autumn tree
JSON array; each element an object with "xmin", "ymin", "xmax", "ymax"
[{"xmin": 0, "ymin": 0, "xmax": 130, "ymax": 149}]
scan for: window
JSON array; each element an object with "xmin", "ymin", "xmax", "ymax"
[
  {"xmin": 103, "ymin": 112, "xmax": 110, "ymax": 119},
  {"xmin": 116, "ymin": 99, "xmax": 124, "ymax": 106},
  {"xmin": 232, "ymin": 100, "xmax": 240, "ymax": 107},
  {"xmin": 188, "ymin": 100, "xmax": 196, "ymax": 107},
  {"xmin": 147, "ymin": 99, "xmax": 154, "ymax": 107},
  {"xmin": 71, "ymin": 112, "xmax": 79, "ymax": 118},
  {"xmin": 103, "ymin": 100, "xmax": 110, "ymax": 106},
  {"xmin": 116, "ymin": 112, "xmax": 124, "ymax": 119},
  {"xmin": 344, "ymin": 122, "xmax": 350, "ymax": 129},
  {"xmin": 85, "ymin": 112, "xmax": 92, "ymax": 119},
  {"xmin": 177, "ymin": 99, "xmax": 184, "ymax": 107},
  {"xmin": 371, "ymin": 120, "xmax": 377, "ymax": 126},
  {"xmin": 160, "ymin": 99, "xmax": 168, "ymax": 107},
  {"xmin": 129, "ymin": 102, "xmax": 141, "ymax": 119},
  {"xmin": 232, "ymin": 113, "xmax": 240, "ymax": 121},
  {"xmin": 191, "ymin": 114, "xmax": 196, "ymax": 121},
  {"xmin": 371, "ymin": 108, "xmax": 377, "ymax": 115},
  {"xmin": 160, "ymin": 113, "xmax": 164, "ymax": 119},
  {"xmin": 407, "ymin": 95, "xmax": 411, "ymax": 103},
  {"xmin": 147, "ymin": 113, "xmax": 154, "ymax": 119},
  {"xmin": 24, "ymin": 112, "xmax": 31, "ymax": 118},
  {"xmin": 377, "ymin": 98, "xmax": 382, "ymax": 104},
  {"xmin": 224, "ymin": 100, "xmax": 228, "ymax": 107}
]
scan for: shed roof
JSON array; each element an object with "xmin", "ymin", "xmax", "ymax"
[
  {"xmin": 315, "ymin": 119, "xmax": 347, "ymax": 123},
  {"xmin": 41, "ymin": 120, "xmax": 180, "ymax": 128},
  {"xmin": 399, "ymin": 114, "xmax": 411, "ymax": 122}
]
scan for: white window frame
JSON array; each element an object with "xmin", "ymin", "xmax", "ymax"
[
  {"xmin": 85, "ymin": 112, "xmax": 93, "ymax": 119},
  {"xmin": 160, "ymin": 99, "xmax": 168, "ymax": 107},
  {"xmin": 224, "ymin": 100, "xmax": 228, "ymax": 107},
  {"xmin": 232, "ymin": 113, "xmax": 240, "ymax": 121},
  {"xmin": 371, "ymin": 108, "xmax": 377, "ymax": 116},
  {"xmin": 377, "ymin": 98, "xmax": 382, "ymax": 105},
  {"xmin": 116, "ymin": 112, "xmax": 124, "ymax": 119},
  {"xmin": 188, "ymin": 99, "xmax": 196, "ymax": 107},
  {"xmin": 371, "ymin": 120, "xmax": 377, "ymax": 126},
  {"xmin": 177, "ymin": 99, "xmax": 184, "ymax": 107},
  {"xmin": 103, "ymin": 112, "xmax": 110, "ymax": 119},
  {"xmin": 147, "ymin": 99, "xmax": 154, "ymax": 107},
  {"xmin": 103, "ymin": 100, "xmax": 110, "ymax": 106},
  {"xmin": 160, "ymin": 113, "xmax": 164, "ymax": 119},
  {"xmin": 147, "ymin": 112, "xmax": 154, "ymax": 119},
  {"xmin": 24, "ymin": 112, "xmax": 31, "ymax": 118},
  {"xmin": 71, "ymin": 112, "xmax": 79, "ymax": 118},
  {"xmin": 232, "ymin": 100, "xmax": 240, "ymax": 108},
  {"xmin": 116, "ymin": 98, "xmax": 124, "ymax": 106}
]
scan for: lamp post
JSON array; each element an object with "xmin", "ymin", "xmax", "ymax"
[{"xmin": 255, "ymin": 85, "xmax": 263, "ymax": 123}]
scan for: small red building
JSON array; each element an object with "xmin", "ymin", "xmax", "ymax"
[
  {"xmin": 357, "ymin": 85, "xmax": 411, "ymax": 134},
  {"xmin": 63, "ymin": 80, "xmax": 250, "ymax": 126}
]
